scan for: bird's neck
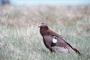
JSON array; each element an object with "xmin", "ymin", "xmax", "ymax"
[{"xmin": 40, "ymin": 27, "xmax": 49, "ymax": 36}]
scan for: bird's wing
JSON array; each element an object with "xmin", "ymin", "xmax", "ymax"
[
  {"xmin": 47, "ymin": 30, "xmax": 64, "ymax": 40},
  {"xmin": 47, "ymin": 30, "xmax": 72, "ymax": 48},
  {"xmin": 45, "ymin": 29, "xmax": 81, "ymax": 55},
  {"xmin": 56, "ymin": 37, "xmax": 69, "ymax": 48}
]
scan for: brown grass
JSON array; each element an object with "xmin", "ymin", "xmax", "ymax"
[{"xmin": 0, "ymin": 4, "xmax": 90, "ymax": 60}]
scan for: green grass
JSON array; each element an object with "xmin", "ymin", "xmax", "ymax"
[{"xmin": 0, "ymin": 5, "xmax": 90, "ymax": 60}]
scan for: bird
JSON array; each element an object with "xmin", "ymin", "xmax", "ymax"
[{"xmin": 39, "ymin": 22, "xmax": 81, "ymax": 55}]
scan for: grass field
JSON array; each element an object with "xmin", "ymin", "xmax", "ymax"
[{"xmin": 0, "ymin": 4, "xmax": 90, "ymax": 60}]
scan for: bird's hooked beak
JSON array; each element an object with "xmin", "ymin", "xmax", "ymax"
[
  {"xmin": 38, "ymin": 24, "xmax": 41, "ymax": 28},
  {"xmin": 38, "ymin": 23, "xmax": 42, "ymax": 28}
]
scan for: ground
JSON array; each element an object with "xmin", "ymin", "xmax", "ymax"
[{"xmin": 0, "ymin": 4, "xmax": 90, "ymax": 60}]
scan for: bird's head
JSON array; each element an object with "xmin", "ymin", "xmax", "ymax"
[
  {"xmin": 38, "ymin": 22, "xmax": 49, "ymax": 30},
  {"xmin": 39, "ymin": 22, "xmax": 49, "ymax": 36}
]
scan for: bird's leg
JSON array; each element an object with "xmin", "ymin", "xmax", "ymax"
[{"xmin": 50, "ymin": 48, "xmax": 55, "ymax": 52}]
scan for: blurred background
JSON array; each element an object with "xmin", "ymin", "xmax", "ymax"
[
  {"xmin": 0, "ymin": 0, "xmax": 90, "ymax": 6},
  {"xmin": 0, "ymin": 0, "xmax": 90, "ymax": 60}
]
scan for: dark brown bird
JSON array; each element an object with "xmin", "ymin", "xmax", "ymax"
[{"xmin": 39, "ymin": 22, "xmax": 81, "ymax": 55}]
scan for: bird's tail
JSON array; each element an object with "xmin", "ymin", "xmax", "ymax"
[
  {"xmin": 66, "ymin": 42, "xmax": 81, "ymax": 56},
  {"xmin": 72, "ymin": 48, "xmax": 81, "ymax": 55}
]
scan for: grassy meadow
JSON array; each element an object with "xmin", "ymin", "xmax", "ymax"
[{"xmin": 0, "ymin": 5, "xmax": 90, "ymax": 60}]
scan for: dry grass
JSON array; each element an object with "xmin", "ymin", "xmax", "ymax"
[{"xmin": 0, "ymin": 4, "xmax": 90, "ymax": 60}]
